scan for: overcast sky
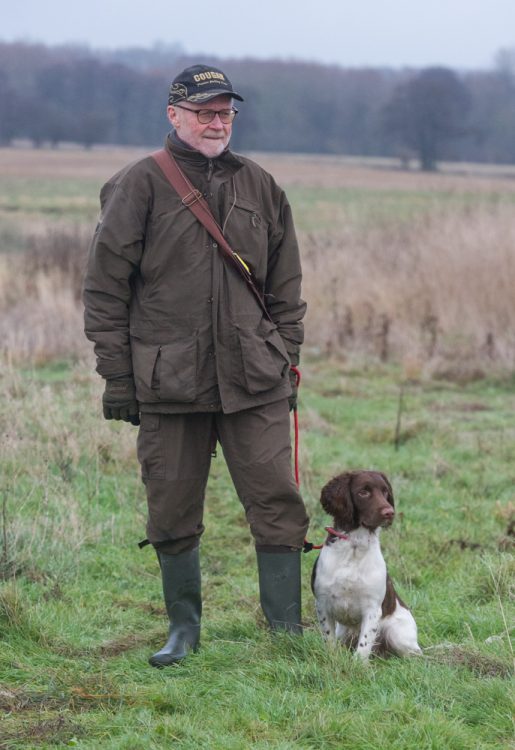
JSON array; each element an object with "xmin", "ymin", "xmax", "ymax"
[{"xmin": 2, "ymin": 0, "xmax": 514, "ymax": 70}]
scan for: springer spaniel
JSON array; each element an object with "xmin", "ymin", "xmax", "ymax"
[{"xmin": 311, "ymin": 470, "xmax": 421, "ymax": 659}]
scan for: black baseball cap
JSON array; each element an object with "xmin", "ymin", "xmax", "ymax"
[{"xmin": 168, "ymin": 64, "xmax": 244, "ymax": 106}]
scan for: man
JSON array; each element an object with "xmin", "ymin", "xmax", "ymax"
[{"xmin": 83, "ymin": 64, "xmax": 309, "ymax": 668}]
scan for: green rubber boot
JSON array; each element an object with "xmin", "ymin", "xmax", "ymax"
[
  {"xmin": 149, "ymin": 547, "xmax": 202, "ymax": 668},
  {"xmin": 256, "ymin": 549, "xmax": 303, "ymax": 634}
]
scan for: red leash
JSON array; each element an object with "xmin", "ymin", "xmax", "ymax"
[
  {"xmin": 291, "ymin": 366, "xmax": 301, "ymax": 488},
  {"xmin": 290, "ymin": 366, "xmax": 324, "ymax": 553}
]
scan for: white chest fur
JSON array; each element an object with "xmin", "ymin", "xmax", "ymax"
[
  {"xmin": 314, "ymin": 528, "xmax": 387, "ymax": 627},
  {"xmin": 313, "ymin": 526, "xmax": 422, "ymax": 658}
]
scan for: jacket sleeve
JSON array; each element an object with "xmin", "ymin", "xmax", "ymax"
[
  {"xmin": 265, "ymin": 187, "xmax": 307, "ymax": 364},
  {"xmin": 83, "ymin": 177, "xmax": 148, "ymax": 379}
]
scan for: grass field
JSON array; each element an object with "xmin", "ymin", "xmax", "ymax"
[{"xmin": 0, "ymin": 146, "xmax": 514, "ymax": 749}]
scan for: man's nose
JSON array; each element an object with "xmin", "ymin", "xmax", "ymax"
[{"xmin": 208, "ymin": 114, "xmax": 225, "ymax": 128}]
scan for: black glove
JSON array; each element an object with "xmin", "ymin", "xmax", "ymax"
[
  {"xmin": 288, "ymin": 367, "xmax": 298, "ymax": 412},
  {"xmin": 103, "ymin": 377, "xmax": 140, "ymax": 425}
]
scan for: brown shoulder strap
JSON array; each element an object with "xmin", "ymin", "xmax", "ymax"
[{"xmin": 151, "ymin": 148, "xmax": 272, "ymax": 322}]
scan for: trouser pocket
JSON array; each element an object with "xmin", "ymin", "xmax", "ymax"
[{"xmin": 137, "ymin": 413, "xmax": 165, "ymax": 479}]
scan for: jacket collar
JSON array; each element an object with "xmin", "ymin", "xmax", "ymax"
[{"xmin": 165, "ymin": 131, "xmax": 244, "ymax": 175}]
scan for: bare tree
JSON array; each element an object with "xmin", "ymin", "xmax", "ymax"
[{"xmin": 382, "ymin": 67, "xmax": 471, "ymax": 171}]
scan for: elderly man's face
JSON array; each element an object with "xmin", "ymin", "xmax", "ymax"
[{"xmin": 167, "ymin": 94, "xmax": 234, "ymax": 158}]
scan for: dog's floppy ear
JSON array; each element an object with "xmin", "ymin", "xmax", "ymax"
[
  {"xmin": 320, "ymin": 472, "xmax": 355, "ymax": 529},
  {"xmin": 379, "ymin": 472, "xmax": 395, "ymax": 508}
]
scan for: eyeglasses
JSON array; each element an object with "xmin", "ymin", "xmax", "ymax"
[{"xmin": 174, "ymin": 104, "xmax": 238, "ymax": 124}]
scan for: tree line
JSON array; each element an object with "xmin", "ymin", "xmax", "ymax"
[{"xmin": 1, "ymin": 41, "xmax": 515, "ymax": 169}]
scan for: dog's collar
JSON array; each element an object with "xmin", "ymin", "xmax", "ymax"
[{"xmin": 325, "ymin": 526, "xmax": 350, "ymax": 542}]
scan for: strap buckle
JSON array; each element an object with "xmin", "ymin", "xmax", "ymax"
[{"xmin": 182, "ymin": 189, "xmax": 203, "ymax": 207}]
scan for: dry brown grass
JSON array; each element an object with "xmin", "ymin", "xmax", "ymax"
[
  {"xmin": 301, "ymin": 200, "xmax": 515, "ymax": 378},
  {"xmin": 0, "ymin": 144, "xmax": 149, "ymax": 181},
  {"xmin": 250, "ymin": 152, "xmax": 515, "ymax": 193},
  {"xmin": 0, "ymin": 227, "xmax": 91, "ymax": 366},
  {"xmin": 1, "ymin": 146, "xmax": 515, "ymax": 376}
]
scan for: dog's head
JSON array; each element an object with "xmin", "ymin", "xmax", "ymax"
[{"xmin": 320, "ymin": 470, "xmax": 395, "ymax": 531}]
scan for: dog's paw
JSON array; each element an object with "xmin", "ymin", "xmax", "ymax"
[{"xmin": 354, "ymin": 650, "xmax": 372, "ymax": 665}]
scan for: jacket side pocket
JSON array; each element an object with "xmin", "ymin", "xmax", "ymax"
[
  {"xmin": 131, "ymin": 337, "xmax": 198, "ymax": 403},
  {"xmin": 157, "ymin": 338, "xmax": 198, "ymax": 402},
  {"xmin": 236, "ymin": 319, "xmax": 290, "ymax": 395},
  {"xmin": 131, "ymin": 340, "xmax": 161, "ymax": 402}
]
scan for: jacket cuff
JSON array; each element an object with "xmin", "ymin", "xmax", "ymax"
[
  {"xmin": 287, "ymin": 350, "xmax": 300, "ymax": 367},
  {"xmin": 96, "ymin": 357, "xmax": 133, "ymax": 379}
]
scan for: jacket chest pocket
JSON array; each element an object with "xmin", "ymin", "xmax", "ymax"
[
  {"xmin": 131, "ymin": 337, "xmax": 199, "ymax": 403},
  {"xmin": 235, "ymin": 319, "xmax": 290, "ymax": 395},
  {"xmin": 226, "ymin": 199, "xmax": 268, "ymax": 281}
]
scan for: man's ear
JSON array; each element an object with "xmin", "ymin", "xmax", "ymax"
[{"xmin": 167, "ymin": 105, "xmax": 179, "ymax": 128}]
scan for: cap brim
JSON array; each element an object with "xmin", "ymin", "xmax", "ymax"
[{"xmin": 186, "ymin": 89, "xmax": 244, "ymax": 103}]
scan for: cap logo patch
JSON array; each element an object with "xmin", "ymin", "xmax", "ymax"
[
  {"xmin": 169, "ymin": 83, "xmax": 188, "ymax": 99},
  {"xmin": 193, "ymin": 71, "xmax": 226, "ymax": 83}
]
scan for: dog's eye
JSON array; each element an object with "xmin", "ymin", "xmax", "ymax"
[{"xmin": 358, "ymin": 488, "xmax": 370, "ymax": 497}]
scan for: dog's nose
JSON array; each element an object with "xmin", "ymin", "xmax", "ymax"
[{"xmin": 381, "ymin": 506, "xmax": 395, "ymax": 521}]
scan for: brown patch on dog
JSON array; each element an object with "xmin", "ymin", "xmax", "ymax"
[
  {"xmin": 381, "ymin": 575, "xmax": 411, "ymax": 618},
  {"xmin": 381, "ymin": 575, "xmax": 397, "ymax": 617}
]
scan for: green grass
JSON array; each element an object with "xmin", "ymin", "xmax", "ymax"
[
  {"xmin": 3, "ymin": 169, "xmax": 515, "ymax": 240},
  {"xmin": 0, "ymin": 175, "xmax": 99, "ymax": 254},
  {"xmin": 0, "ymin": 359, "xmax": 513, "ymax": 749},
  {"xmin": 0, "ymin": 177, "xmax": 100, "ymax": 223},
  {"xmin": 286, "ymin": 186, "xmax": 515, "ymax": 231}
]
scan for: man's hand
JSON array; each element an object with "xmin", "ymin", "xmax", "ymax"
[
  {"xmin": 288, "ymin": 367, "xmax": 298, "ymax": 412},
  {"xmin": 103, "ymin": 377, "xmax": 140, "ymax": 425}
]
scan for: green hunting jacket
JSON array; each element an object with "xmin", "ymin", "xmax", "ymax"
[{"xmin": 83, "ymin": 134, "xmax": 306, "ymax": 414}]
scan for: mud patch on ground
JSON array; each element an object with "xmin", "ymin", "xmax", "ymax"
[{"xmin": 426, "ymin": 646, "xmax": 512, "ymax": 678}]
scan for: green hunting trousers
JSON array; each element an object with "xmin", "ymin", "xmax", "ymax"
[{"xmin": 137, "ymin": 399, "xmax": 309, "ymax": 555}]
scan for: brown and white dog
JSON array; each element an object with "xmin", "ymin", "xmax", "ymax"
[{"xmin": 311, "ymin": 470, "xmax": 421, "ymax": 659}]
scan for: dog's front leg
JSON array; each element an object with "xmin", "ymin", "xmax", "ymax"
[
  {"xmin": 316, "ymin": 601, "xmax": 336, "ymax": 642},
  {"xmin": 356, "ymin": 607, "xmax": 381, "ymax": 660}
]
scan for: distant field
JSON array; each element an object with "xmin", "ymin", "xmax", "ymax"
[{"xmin": 2, "ymin": 145, "xmax": 515, "ymax": 235}]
